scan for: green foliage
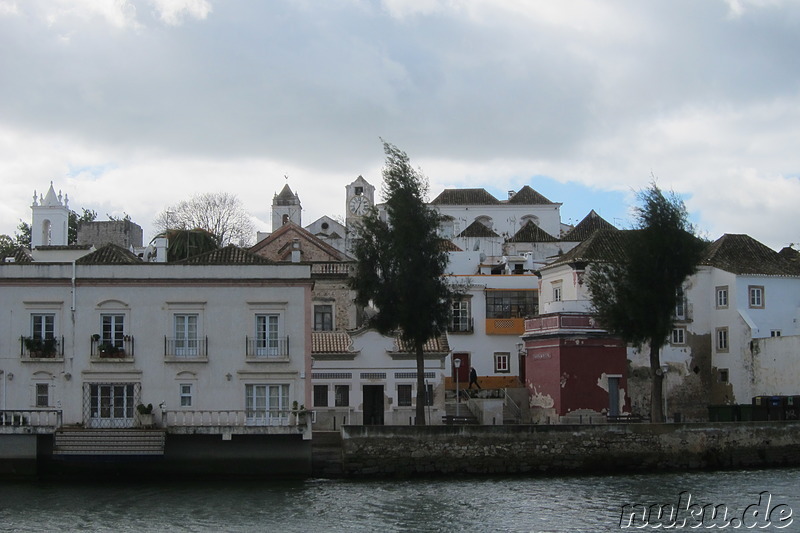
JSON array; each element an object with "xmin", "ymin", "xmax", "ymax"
[
  {"xmin": 350, "ymin": 142, "xmax": 451, "ymax": 425},
  {"xmin": 154, "ymin": 228, "xmax": 219, "ymax": 262},
  {"xmin": 15, "ymin": 220, "xmax": 30, "ymax": 248},
  {"xmin": 69, "ymin": 208, "xmax": 97, "ymax": 244},
  {"xmin": 586, "ymin": 182, "xmax": 705, "ymax": 421},
  {"xmin": 0, "ymin": 234, "xmax": 14, "ymax": 258}
]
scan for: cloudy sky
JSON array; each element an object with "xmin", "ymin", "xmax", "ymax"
[{"xmin": 1, "ymin": 0, "xmax": 799, "ymax": 249}]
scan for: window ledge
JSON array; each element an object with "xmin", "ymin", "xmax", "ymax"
[
  {"xmin": 165, "ymin": 357, "xmax": 209, "ymax": 363},
  {"xmin": 245, "ymin": 356, "xmax": 290, "ymax": 363},
  {"xmin": 21, "ymin": 357, "xmax": 65, "ymax": 363}
]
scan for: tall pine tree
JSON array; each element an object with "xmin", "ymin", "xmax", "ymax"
[
  {"xmin": 587, "ymin": 183, "xmax": 705, "ymax": 422},
  {"xmin": 350, "ymin": 142, "xmax": 451, "ymax": 425}
]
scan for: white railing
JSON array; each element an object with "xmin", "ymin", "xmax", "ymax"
[
  {"xmin": 162, "ymin": 409, "xmax": 303, "ymax": 427},
  {"xmin": 0, "ymin": 409, "xmax": 62, "ymax": 428},
  {"xmin": 311, "ymin": 262, "xmax": 351, "ymax": 275}
]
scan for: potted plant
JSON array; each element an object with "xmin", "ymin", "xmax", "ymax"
[
  {"xmin": 23, "ymin": 337, "xmax": 57, "ymax": 358},
  {"xmin": 92, "ymin": 333, "xmax": 101, "ymax": 342},
  {"xmin": 291, "ymin": 401, "xmax": 309, "ymax": 427},
  {"xmin": 137, "ymin": 403, "xmax": 154, "ymax": 427},
  {"xmin": 97, "ymin": 342, "xmax": 119, "ymax": 357}
]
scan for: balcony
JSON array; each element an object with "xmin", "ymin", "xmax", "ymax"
[
  {"xmin": 162, "ymin": 409, "xmax": 309, "ymax": 437},
  {"xmin": 90, "ymin": 336, "xmax": 135, "ymax": 362},
  {"xmin": 245, "ymin": 337, "xmax": 289, "ymax": 360},
  {"xmin": 448, "ymin": 317, "xmax": 474, "ymax": 334},
  {"xmin": 0, "ymin": 409, "xmax": 62, "ymax": 434},
  {"xmin": 20, "ymin": 336, "xmax": 63, "ymax": 361},
  {"xmin": 164, "ymin": 337, "xmax": 208, "ymax": 361},
  {"xmin": 524, "ymin": 312, "xmax": 607, "ymax": 336},
  {"xmin": 311, "ymin": 262, "xmax": 352, "ymax": 276}
]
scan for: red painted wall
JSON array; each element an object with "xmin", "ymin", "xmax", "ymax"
[{"xmin": 524, "ymin": 336, "xmax": 628, "ymax": 416}]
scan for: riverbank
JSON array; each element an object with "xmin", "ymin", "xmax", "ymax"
[
  {"xmin": 337, "ymin": 421, "xmax": 800, "ymax": 477},
  {"xmin": 2, "ymin": 421, "xmax": 799, "ymax": 480}
]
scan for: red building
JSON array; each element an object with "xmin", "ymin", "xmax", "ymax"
[{"xmin": 522, "ymin": 313, "xmax": 629, "ymax": 421}]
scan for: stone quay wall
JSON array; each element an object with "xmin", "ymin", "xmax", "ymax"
[{"xmin": 340, "ymin": 422, "xmax": 800, "ymax": 477}]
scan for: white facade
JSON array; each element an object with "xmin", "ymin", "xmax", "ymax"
[{"xmin": 0, "ymin": 259, "xmax": 313, "ymax": 436}]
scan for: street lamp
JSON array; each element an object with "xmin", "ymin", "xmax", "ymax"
[{"xmin": 454, "ymin": 357, "xmax": 462, "ymax": 417}]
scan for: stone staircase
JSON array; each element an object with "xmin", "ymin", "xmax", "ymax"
[
  {"xmin": 53, "ymin": 428, "xmax": 166, "ymax": 456},
  {"xmin": 443, "ymin": 393, "xmax": 479, "ymax": 425},
  {"xmin": 311, "ymin": 431, "xmax": 344, "ymax": 477}
]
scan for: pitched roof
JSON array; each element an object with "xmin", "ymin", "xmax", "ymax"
[
  {"xmin": 506, "ymin": 185, "xmax": 554, "ymax": 205},
  {"xmin": 273, "ymin": 184, "xmax": 300, "ymax": 206},
  {"xmin": 75, "ymin": 244, "xmax": 141, "ymax": 265},
  {"xmin": 2, "ymin": 247, "xmax": 33, "ymax": 264},
  {"xmin": 250, "ymin": 222, "xmax": 351, "ymax": 262},
  {"xmin": 312, "ymin": 331, "xmax": 354, "ymax": 354},
  {"xmin": 507, "ymin": 220, "xmax": 558, "ymax": 243},
  {"xmin": 458, "ymin": 220, "xmax": 500, "ymax": 238},
  {"xmin": 177, "ymin": 244, "xmax": 274, "ymax": 265},
  {"xmin": 561, "ymin": 210, "xmax": 617, "ymax": 242},
  {"xmin": 393, "ymin": 334, "xmax": 451, "ymax": 354},
  {"xmin": 541, "ymin": 229, "xmax": 631, "ymax": 270},
  {"xmin": 431, "ymin": 188, "xmax": 500, "ymax": 206},
  {"xmin": 701, "ymin": 234, "xmax": 799, "ymax": 276},
  {"xmin": 438, "ymin": 239, "xmax": 463, "ymax": 252}
]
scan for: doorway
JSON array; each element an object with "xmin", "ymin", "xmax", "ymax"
[
  {"xmin": 362, "ymin": 385, "xmax": 384, "ymax": 425},
  {"xmin": 608, "ymin": 376, "xmax": 621, "ymax": 417},
  {"xmin": 452, "ymin": 353, "xmax": 470, "ymax": 384}
]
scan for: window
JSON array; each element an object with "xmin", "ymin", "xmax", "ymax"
[
  {"xmin": 313, "ymin": 385, "xmax": 329, "ymax": 407},
  {"xmin": 245, "ymin": 384, "xmax": 289, "ymax": 425},
  {"xmin": 397, "ymin": 384, "xmax": 412, "ymax": 407},
  {"xmin": 749, "ymin": 286, "xmax": 764, "ymax": 309},
  {"xmin": 36, "ymin": 383, "xmax": 49, "ymax": 407},
  {"xmin": 180, "ymin": 384, "xmax": 193, "ymax": 407},
  {"xmin": 174, "ymin": 314, "xmax": 199, "ymax": 357},
  {"xmin": 449, "ymin": 299, "xmax": 472, "ymax": 332},
  {"xmin": 31, "ymin": 313, "xmax": 55, "ymax": 340},
  {"xmin": 314, "ymin": 305, "xmax": 333, "ymax": 331},
  {"xmin": 552, "ymin": 285, "xmax": 562, "ymax": 303},
  {"xmin": 255, "ymin": 314, "xmax": 282, "ymax": 357},
  {"xmin": 674, "ymin": 287, "xmax": 686, "ymax": 320},
  {"xmin": 485, "ymin": 290, "xmax": 538, "ymax": 319},
  {"xmin": 716, "ymin": 286, "xmax": 728, "ymax": 309},
  {"xmin": 335, "ymin": 385, "xmax": 349, "ymax": 407},
  {"xmin": 494, "ymin": 352, "xmax": 510, "ymax": 373},
  {"xmin": 671, "ymin": 328, "xmax": 686, "ymax": 345},
  {"xmin": 771, "ymin": 330, "xmax": 782, "ymax": 337},
  {"xmin": 102, "ymin": 314, "xmax": 125, "ymax": 348},
  {"xmin": 716, "ymin": 327, "xmax": 729, "ymax": 352},
  {"xmin": 718, "ymin": 369, "xmax": 729, "ymax": 383}
]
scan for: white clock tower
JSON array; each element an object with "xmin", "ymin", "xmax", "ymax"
[{"xmin": 345, "ymin": 175, "xmax": 375, "ymax": 231}]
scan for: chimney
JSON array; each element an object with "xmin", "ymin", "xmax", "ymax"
[{"xmin": 508, "ymin": 190, "xmax": 516, "ymax": 199}]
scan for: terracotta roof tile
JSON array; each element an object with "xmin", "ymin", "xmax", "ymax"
[
  {"xmin": 393, "ymin": 334, "xmax": 451, "ymax": 354},
  {"xmin": 438, "ymin": 239, "xmax": 463, "ymax": 252},
  {"xmin": 507, "ymin": 221, "xmax": 558, "ymax": 243},
  {"xmin": 701, "ymin": 234, "xmax": 798, "ymax": 276},
  {"xmin": 431, "ymin": 189, "xmax": 500, "ymax": 205},
  {"xmin": 178, "ymin": 244, "xmax": 274, "ymax": 265},
  {"xmin": 312, "ymin": 331, "xmax": 354, "ymax": 354},
  {"xmin": 458, "ymin": 221, "xmax": 500, "ymax": 238},
  {"xmin": 561, "ymin": 210, "xmax": 617, "ymax": 241},
  {"xmin": 506, "ymin": 185, "xmax": 554, "ymax": 205},
  {"xmin": 542, "ymin": 229, "xmax": 631, "ymax": 270},
  {"xmin": 75, "ymin": 244, "xmax": 141, "ymax": 265},
  {"xmin": 2, "ymin": 247, "xmax": 33, "ymax": 264}
]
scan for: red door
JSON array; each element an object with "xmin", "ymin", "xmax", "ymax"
[{"xmin": 452, "ymin": 353, "xmax": 470, "ymax": 384}]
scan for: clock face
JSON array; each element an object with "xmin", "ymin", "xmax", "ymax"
[{"xmin": 348, "ymin": 195, "xmax": 369, "ymax": 215}]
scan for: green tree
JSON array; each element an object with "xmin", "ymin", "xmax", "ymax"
[
  {"xmin": 15, "ymin": 220, "xmax": 30, "ymax": 248},
  {"xmin": 153, "ymin": 228, "xmax": 219, "ymax": 262},
  {"xmin": 0, "ymin": 234, "xmax": 15, "ymax": 258},
  {"xmin": 69, "ymin": 208, "xmax": 98, "ymax": 244},
  {"xmin": 586, "ymin": 183, "xmax": 705, "ymax": 422},
  {"xmin": 350, "ymin": 142, "xmax": 452, "ymax": 425}
]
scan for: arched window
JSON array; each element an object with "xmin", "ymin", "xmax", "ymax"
[{"xmin": 41, "ymin": 219, "xmax": 51, "ymax": 245}]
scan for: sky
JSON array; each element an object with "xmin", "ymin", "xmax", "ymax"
[{"xmin": 1, "ymin": 0, "xmax": 799, "ymax": 249}]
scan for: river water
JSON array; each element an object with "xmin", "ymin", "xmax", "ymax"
[{"xmin": 1, "ymin": 468, "xmax": 798, "ymax": 532}]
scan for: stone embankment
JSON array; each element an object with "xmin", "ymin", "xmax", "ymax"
[{"xmin": 337, "ymin": 421, "xmax": 800, "ymax": 477}]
